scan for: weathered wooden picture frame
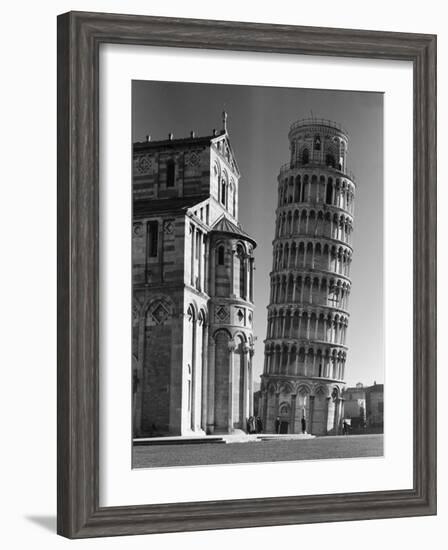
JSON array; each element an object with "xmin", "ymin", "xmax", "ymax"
[{"xmin": 57, "ymin": 11, "xmax": 437, "ymax": 538}]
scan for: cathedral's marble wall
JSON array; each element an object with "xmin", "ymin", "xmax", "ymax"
[
  {"xmin": 365, "ymin": 384, "xmax": 384, "ymax": 429},
  {"xmin": 208, "ymin": 197, "xmax": 231, "ymax": 226},
  {"xmin": 132, "ymin": 288, "xmax": 184, "ymax": 436},
  {"xmin": 210, "ymin": 144, "xmax": 239, "ymax": 221},
  {"xmin": 133, "ymin": 143, "xmax": 211, "ymax": 201},
  {"xmin": 343, "ymin": 386, "xmax": 366, "ymax": 420},
  {"xmin": 132, "ymin": 128, "xmax": 256, "ymax": 438},
  {"xmin": 213, "ymin": 331, "xmax": 231, "ymax": 432},
  {"xmin": 141, "ymin": 307, "xmax": 174, "ymax": 433},
  {"xmin": 132, "ymin": 214, "xmax": 186, "ymax": 286}
]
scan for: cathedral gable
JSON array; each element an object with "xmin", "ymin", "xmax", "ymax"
[{"xmin": 212, "ymin": 135, "xmax": 240, "ymax": 177}]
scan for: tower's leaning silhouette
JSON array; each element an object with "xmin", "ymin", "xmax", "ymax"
[{"xmin": 260, "ymin": 118, "xmax": 355, "ymax": 435}]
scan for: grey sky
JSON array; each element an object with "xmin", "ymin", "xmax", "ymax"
[{"xmin": 133, "ymin": 81, "xmax": 384, "ymax": 387}]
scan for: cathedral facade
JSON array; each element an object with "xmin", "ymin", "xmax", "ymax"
[
  {"xmin": 259, "ymin": 119, "xmax": 356, "ymax": 436},
  {"xmin": 132, "ymin": 115, "xmax": 256, "ymax": 438}
]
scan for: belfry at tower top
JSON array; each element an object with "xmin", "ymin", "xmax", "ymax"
[{"xmin": 288, "ymin": 117, "xmax": 349, "ymax": 140}]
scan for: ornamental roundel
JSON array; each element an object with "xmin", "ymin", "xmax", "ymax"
[
  {"xmin": 135, "ymin": 154, "xmax": 153, "ymax": 175},
  {"xmin": 133, "ymin": 222, "xmax": 143, "ymax": 236},
  {"xmin": 164, "ymin": 220, "xmax": 174, "ymax": 235},
  {"xmin": 145, "ymin": 297, "xmax": 174, "ymax": 326},
  {"xmin": 236, "ymin": 308, "xmax": 245, "ymax": 323},
  {"xmin": 186, "ymin": 151, "xmax": 200, "ymax": 168},
  {"xmin": 215, "ymin": 305, "xmax": 229, "ymax": 322},
  {"xmin": 149, "ymin": 302, "xmax": 171, "ymax": 325}
]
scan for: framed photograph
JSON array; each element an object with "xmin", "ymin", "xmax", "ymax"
[{"xmin": 57, "ymin": 11, "xmax": 437, "ymax": 538}]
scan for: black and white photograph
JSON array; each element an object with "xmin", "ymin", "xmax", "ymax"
[
  {"xmin": 0, "ymin": 0, "xmax": 440, "ymax": 545},
  {"xmin": 131, "ymin": 80, "xmax": 384, "ymax": 468}
]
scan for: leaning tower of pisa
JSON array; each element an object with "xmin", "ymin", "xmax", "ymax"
[{"xmin": 260, "ymin": 118, "xmax": 355, "ymax": 436}]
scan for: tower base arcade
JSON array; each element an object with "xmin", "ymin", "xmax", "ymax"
[{"xmin": 259, "ymin": 377, "xmax": 345, "ymax": 436}]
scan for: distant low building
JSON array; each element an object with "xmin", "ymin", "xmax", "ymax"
[
  {"xmin": 253, "ymin": 381, "xmax": 262, "ymax": 417},
  {"xmin": 342, "ymin": 382, "xmax": 366, "ymax": 432},
  {"xmin": 342, "ymin": 381, "xmax": 383, "ymax": 433},
  {"xmin": 365, "ymin": 382, "xmax": 384, "ymax": 432},
  {"xmin": 253, "ymin": 390, "xmax": 261, "ymax": 417}
]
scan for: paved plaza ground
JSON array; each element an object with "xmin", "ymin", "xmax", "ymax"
[{"xmin": 133, "ymin": 434, "xmax": 383, "ymax": 469}]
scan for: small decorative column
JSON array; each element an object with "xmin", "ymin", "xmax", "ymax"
[
  {"xmin": 190, "ymin": 224, "xmax": 195, "ymax": 286},
  {"xmin": 249, "ymin": 257, "xmax": 254, "ymax": 302},
  {"xmin": 210, "ymin": 246, "xmax": 216, "ymax": 296},
  {"xmin": 290, "ymin": 393, "xmax": 297, "ymax": 433},
  {"xmin": 230, "ymin": 247, "xmax": 236, "ymax": 297},
  {"xmin": 336, "ymin": 397, "xmax": 344, "ymax": 434},
  {"xmin": 191, "ymin": 317, "xmax": 200, "ymax": 431},
  {"xmin": 309, "ymin": 395, "xmax": 315, "ymax": 434},
  {"xmin": 227, "ymin": 339, "xmax": 236, "ymax": 432},
  {"xmin": 248, "ymin": 347, "xmax": 255, "ymax": 416},
  {"xmin": 242, "ymin": 344, "xmax": 250, "ymax": 427},
  {"xmin": 203, "ymin": 235, "xmax": 209, "ymax": 294},
  {"xmin": 206, "ymin": 338, "xmax": 215, "ymax": 434},
  {"xmin": 262, "ymin": 390, "xmax": 268, "ymax": 432},
  {"xmin": 294, "ymin": 351, "xmax": 300, "ymax": 375},
  {"xmin": 245, "ymin": 255, "xmax": 250, "ymax": 300},
  {"xmin": 274, "ymin": 391, "xmax": 280, "ymax": 432},
  {"xmin": 324, "ymin": 396, "xmax": 331, "ymax": 433},
  {"xmin": 197, "ymin": 229, "xmax": 202, "ymax": 291},
  {"xmin": 201, "ymin": 322, "xmax": 209, "ymax": 432},
  {"xmin": 285, "ymin": 345, "xmax": 291, "ymax": 375}
]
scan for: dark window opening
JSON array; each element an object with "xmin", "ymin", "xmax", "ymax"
[
  {"xmin": 314, "ymin": 136, "xmax": 321, "ymax": 151},
  {"xmin": 296, "ymin": 181, "xmax": 302, "ymax": 202},
  {"xmin": 301, "ymin": 179, "xmax": 307, "ymax": 202},
  {"xmin": 326, "ymin": 154, "xmax": 335, "ymax": 168},
  {"xmin": 238, "ymin": 247, "xmax": 246, "ymax": 299},
  {"xmin": 166, "ymin": 160, "xmax": 175, "ymax": 187},
  {"xmin": 195, "ymin": 231, "xmax": 200, "ymax": 259},
  {"xmin": 302, "ymin": 148, "xmax": 309, "ymax": 165},
  {"xmin": 148, "ymin": 221, "xmax": 158, "ymax": 257},
  {"xmin": 217, "ymin": 246, "xmax": 225, "ymax": 265},
  {"xmin": 325, "ymin": 183, "xmax": 333, "ymax": 205},
  {"xmin": 221, "ymin": 180, "xmax": 226, "ymax": 205}
]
